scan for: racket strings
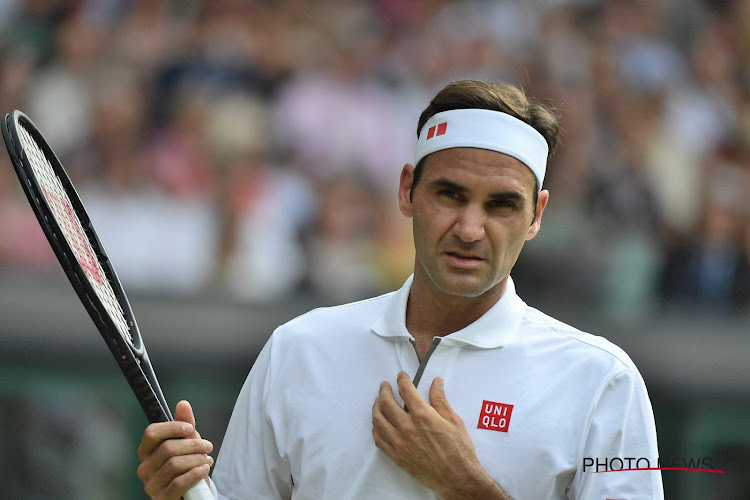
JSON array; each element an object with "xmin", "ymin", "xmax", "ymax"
[{"xmin": 18, "ymin": 124, "xmax": 134, "ymax": 346}]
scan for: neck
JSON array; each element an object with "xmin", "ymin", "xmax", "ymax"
[{"xmin": 405, "ymin": 263, "xmax": 508, "ymax": 341}]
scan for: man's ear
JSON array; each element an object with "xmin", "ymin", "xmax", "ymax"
[
  {"xmin": 526, "ymin": 189, "xmax": 549, "ymax": 241},
  {"xmin": 398, "ymin": 163, "xmax": 415, "ymax": 217}
]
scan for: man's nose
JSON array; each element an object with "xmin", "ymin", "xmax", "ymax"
[{"xmin": 452, "ymin": 204, "xmax": 486, "ymax": 242}]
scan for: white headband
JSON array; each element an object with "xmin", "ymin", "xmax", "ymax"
[{"xmin": 414, "ymin": 108, "xmax": 548, "ymax": 190}]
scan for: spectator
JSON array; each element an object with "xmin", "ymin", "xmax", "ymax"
[{"xmin": 0, "ymin": 0, "xmax": 745, "ymax": 318}]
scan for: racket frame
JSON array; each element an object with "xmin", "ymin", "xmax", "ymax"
[{"xmin": 2, "ymin": 110, "xmax": 173, "ymax": 423}]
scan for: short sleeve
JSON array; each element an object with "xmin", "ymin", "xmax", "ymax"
[
  {"xmin": 571, "ymin": 368, "xmax": 664, "ymax": 500},
  {"xmin": 211, "ymin": 334, "xmax": 293, "ymax": 499}
]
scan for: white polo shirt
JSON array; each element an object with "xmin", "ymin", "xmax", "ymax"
[{"xmin": 211, "ymin": 276, "xmax": 663, "ymax": 499}]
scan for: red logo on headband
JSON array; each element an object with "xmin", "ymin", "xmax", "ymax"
[{"xmin": 426, "ymin": 122, "xmax": 447, "ymax": 140}]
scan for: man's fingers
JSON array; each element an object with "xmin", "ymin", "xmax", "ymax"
[
  {"xmin": 145, "ymin": 460, "xmax": 212, "ymax": 500},
  {"xmin": 372, "ymin": 390, "xmax": 404, "ymax": 447},
  {"xmin": 139, "ymin": 451, "xmax": 211, "ymax": 485},
  {"xmin": 149, "ymin": 438, "xmax": 214, "ymax": 472},
  {"xmin": 174, "ymin": 400, "xmax": 201, "ymax": 440},
  {"xmin": 396, "ymin": 371, "xmax": 430, "ymax": 414},
  {"xmin": 156, "ymin": 453, "xmax": 212, "ymax": 490},
  {"xmin": 372, "ymin": 426, "xmax": 397, "ymax": 459},
  {"xmin": 377, "ymin": 381, "xmax": 411, "ymax": 428},
  {"xmin": 429, "ymin": 377, "xmax": 457, "ymax": 421},
  {"xmin": 138, "ymin": 421, "xmax": 195, "ymax": 460},
  {"xmin": 137, "ymin": 401, "xmax": 211, "ymax": 499}
]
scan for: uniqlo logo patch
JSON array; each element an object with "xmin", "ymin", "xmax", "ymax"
[
  {"xmin": 477, "ymin": 400, "xmax": 513, "ymax": 432},
  {"xmin": 426, "ymin": 122, "xmax": 447, "ymax": 139}
]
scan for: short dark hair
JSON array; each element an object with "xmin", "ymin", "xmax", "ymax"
[{"xmin": 410, "ymin": 80, "xmax": 562, "ymax": 213}]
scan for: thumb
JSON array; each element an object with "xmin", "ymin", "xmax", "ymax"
[
  {"xmin": 429, "ymin": 377, "xmax": 454, "ymax": 419},
  {"xmin": 174, "ymin": 400, "xmax": 201, "ymax": 439}
]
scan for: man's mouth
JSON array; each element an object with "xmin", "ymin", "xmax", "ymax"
[
  {"xmin": 443, "ymin": 251, "xmax": 485, "ymax": 268},
  {"xmin": 445, "ymin": 251, "xmax": 483, "ymax": 260}
]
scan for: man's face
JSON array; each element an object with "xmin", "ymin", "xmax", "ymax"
[{"xmin": 398, "ymin": 147, "xmax": 548, "ymax": 299}]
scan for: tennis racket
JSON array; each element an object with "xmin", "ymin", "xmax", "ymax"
[{"xmin": 2, "ymin": 110, "xmax": 213, "ymax": 500}]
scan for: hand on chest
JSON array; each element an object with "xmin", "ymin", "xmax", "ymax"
[{"xmin": 274, "ymin": 338, "xmax": 586, "ymax": 477}]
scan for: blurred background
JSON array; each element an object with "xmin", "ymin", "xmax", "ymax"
[{"xmin": 0, "ymin": 0, "xmax": 748, "ymax": 498}]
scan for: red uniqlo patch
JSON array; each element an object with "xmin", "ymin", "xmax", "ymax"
[{"xmin": 477, "ymin": 400, "xmax": 513, "ymax": 432}]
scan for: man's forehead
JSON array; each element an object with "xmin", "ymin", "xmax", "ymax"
[{"xmin": 422, "ymin": 147, "xmax": 536, "ymax": 192}]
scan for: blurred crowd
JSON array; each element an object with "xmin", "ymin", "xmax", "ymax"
[{"xmin": 0, "ymin": 0, "xmax": 748, "ymax": 318}]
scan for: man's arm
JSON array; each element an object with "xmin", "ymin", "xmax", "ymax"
[{"xmin": 371, "ymin": 371, "xmax": 512, "ymax": 500}]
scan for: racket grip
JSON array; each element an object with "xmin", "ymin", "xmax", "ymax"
[{"xmin": 183, "ymin": 479, "xmax": 214, "ymax": 500}]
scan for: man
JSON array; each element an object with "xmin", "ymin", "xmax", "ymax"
[{"xmin": 137, "ymin": 80, "xmax": 663, "ymax": 499}]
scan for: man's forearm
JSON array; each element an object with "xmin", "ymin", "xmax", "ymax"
[{"xmin": 438, "ymin": 467, "xmax": 512, "ymax": 500}]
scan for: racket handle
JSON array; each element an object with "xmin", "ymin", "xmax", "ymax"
[{"xmin": 183, "ymin": 479, "xmax": 214, "ymax": 500}]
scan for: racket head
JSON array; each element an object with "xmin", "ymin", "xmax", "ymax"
[
  {"xmin": 2, "ymin": 111, "xmax": 143, "ymax": 354},
  {"xmin": 2, "ymin": 110, "xmax": 171, "ymax": 422}
]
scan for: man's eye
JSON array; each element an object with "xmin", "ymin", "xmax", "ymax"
[
  {"xmin": 439, "ymin": 190, "xmax": 461, "ymax": 199},
  {"xmin": 488, "ymin": 200, "xmax": 514, "ymax": 209}
]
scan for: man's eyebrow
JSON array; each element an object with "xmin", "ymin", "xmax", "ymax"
[
  {"xmin": 488, "ymin": 191, "xmax": 526, "ymax": 203},
  {"xmin": 429, "ymin": 178, "xmax": 466, "ymax": 192},
  {"xmin": 429, "ymin": 178, "xmax": 527, "ymax": 203}
]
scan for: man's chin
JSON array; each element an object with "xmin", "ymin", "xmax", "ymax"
[{"xmin": 431, "ymin": 274, "xmax": 493, "ymax": 298}]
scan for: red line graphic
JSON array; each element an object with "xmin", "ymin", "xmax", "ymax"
[{"xmin": 592, "ymin": 467, "xmax": 725, "ymax": 474}]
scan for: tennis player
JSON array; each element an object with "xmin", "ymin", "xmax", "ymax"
[{"xmin": 137, "ymin": 80, "xmax": 663, "ymax": 499}]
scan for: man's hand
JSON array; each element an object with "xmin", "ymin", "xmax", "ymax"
[
  {"xmin": 137, "ymin": 400, "xmax": 214, "ymax": 500},
  {"xmin": 372, "ymin": 372, "xmax": 510, "ymax": 500}
]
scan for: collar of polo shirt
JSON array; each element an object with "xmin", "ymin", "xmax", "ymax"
[{"xmin": 370, "ymin": 274, "xmax": 525, "ymax": 349}]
